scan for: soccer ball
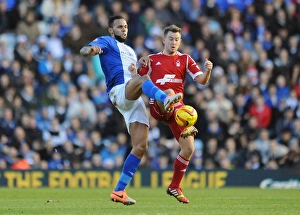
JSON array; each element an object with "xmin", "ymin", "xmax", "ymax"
[{"xmin": 175, "ymin": 105, "xmax": 198, "ymax": 127}]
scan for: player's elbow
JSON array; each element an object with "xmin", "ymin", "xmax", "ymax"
[
  {"xmin": 195, "ymin": 76, "xmax": 207, "ymax": 85},
  {"xmin": 79, "ymin": 47, "xmax": 85, "ymax": 56},
  {"xmin": 79, "ymin": 46, "xmax": 89, "ymax": 56}
]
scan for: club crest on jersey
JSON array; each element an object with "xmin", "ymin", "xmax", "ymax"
[{"xmin": 176, "ymin": 60, "xmax": 180, "ymax": 67}]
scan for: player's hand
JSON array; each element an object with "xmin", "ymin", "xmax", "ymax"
[
  {"xmin": 205, "ymin": 58, "xmax": 213, "ymax": 72},
  {"xmin": 128, "ymin": 63, "xmax": 138, "ymax": 78},
  {"xmin": 90, "ymin": 46, "xmax": 103, "ymax": 55},
  {"xmin": 138, "ymin": 56, "xmax": 150, "ymax": 67}
]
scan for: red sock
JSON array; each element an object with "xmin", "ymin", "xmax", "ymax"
[{"xmin": 169, "ymin": 154, "xmax": 189, "ymax": 188}]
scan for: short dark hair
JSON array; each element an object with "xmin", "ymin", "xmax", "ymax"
[
  {"xmin": 163, "ymin": 25, "xmax": 181, "ymax": 36},
  {"xmin": 108, "ymin": 15, "xmax": 125, "ymax": 28}
]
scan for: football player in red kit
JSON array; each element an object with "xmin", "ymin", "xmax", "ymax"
[{"xmin": 138, "ymin": 25, "xmax": 213, "ymax": 203}]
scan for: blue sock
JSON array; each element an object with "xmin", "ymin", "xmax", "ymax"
[
  {"xmin": 142, "ymin": 80, "xmax": 167, "ymax": 103},
  {"xmin": 115, "ymin": 154, "xmax": 141, "ymax": 191}
]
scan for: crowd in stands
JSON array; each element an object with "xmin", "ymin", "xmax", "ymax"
[{"xmin": 0, "ymin": 0, "xmax": 299, "ymax": 171}]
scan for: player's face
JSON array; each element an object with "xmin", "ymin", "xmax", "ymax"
[
  {"xmin": 109, "ymin": 19, "xmax": 128, "ymax": 42},
  {"xmin": 163, "ymin": 32, "xmax": 181, "ymax": 55}
]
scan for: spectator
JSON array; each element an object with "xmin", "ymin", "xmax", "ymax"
[
  {"xmin": 100, "ymin": 140, "xmax": 124, "ymax": 169},
  {"xmin": 91, "ymin": 153, "xmax": 102, "ymax": 168},
  {"xmin": 40, "ymin": 0, "xmax": 65, "ymax": 23},
  {"xmin": 274, "ymin": 49, "xmax": 293, "ymax": 81},
  {"xmin": 42, "ymin": 117, "xmax": 67, "ymax": 148},
  {"xmin": 69, "ymin": 56, "xmax": 87, "ymax": 89},
  {"xmin": 66, "ymin": 117, "xmax": 81, "ymax": 142},
  {"xmin": 20, "ymin": 142, "xmax": 35, "ymax": 166},
  {"xmin": 265, "ymin": 159, "xmax": 279, "ymax": 170},
  {"xmin": 12, "ymin": 96, "xmax": 25, "ymax": 121},
  {"xmin": 291, "ymin": 118, "xmax": 300, "ymax": 139},
  {"xmin": 181, "ymin": 0, "xmax": 203, "ymax": 23},
  {"xmin": 202, "ymin": 137, "xmax": 218, "ymax": 166},
  {"xmin": 11, "ymin": 154, "xmax": 30, "ymax": 170},
  {"xmin": 93, "ymin": 4, "xmax": 109, "ymax": 36},
  {"xmin": 168, "ymin": 0, "xmax": 186, "ymax": 27},
  {"xmin": 23, "ymin": 114, "xmax": 43, "ymax": 145},
  {"xmin": 275, "ymin": 107, "xmax": 296, "ymax": 135},
  {"xmin": 61, "ymin": 139, "xmax": 81, "ymax": 168},
  {"xmin": 15, "ymin": 10, "xmax": 40, "ymax": 45},
  {"xmin": 0, "ymin": 36, "xmax": 14, "ymax": 63},
  {"xmin": 81, "ymin": 138, "xmax": 95, "ymax": 161},
  {"xmin": 57, "ymin": 14, "xmax": 72, "ymax": 39},
  {"xmin": 0, "ymin": 108, "xmax": 16, "ymax": 141},
  {"xmin": 62, "ymin": 24, "xmax": 86, "ymax": 54},
  {"xmin": 20, "ymin": 84, "xmax": 38, "ymax": 110},
  {"xmin": 267, "ymin": 138, "xmax": 289, "ymax": 162},
  {"xmin": 227, "ymin": 7, "xmax": 244, "ymax": 38},
  {"xmin": 224, "ymin": 137, "xmax": 239, "ymax": 167},
  {"xmin": 66, "ymin": 90, "xmax": 97, "ymax": 126},
  {"xmin": 73, "ymin": 129, "xmax": 88, "ymax": 148},
  {"xmin": 54, "ymin": 95, "xmax": 68, "ymax": 123},
  {"xmin": 139, "ymin": 7, "xmax": 156, "ymax": 36},
  {"xmin": 57, "ymin": 72, "xmax": 73, "ymax": 96},
  {"xmin": 13, "ymin": 35, "xmax": 31, "ymax": 66},
  {"xmin": 75, "ymin": 10, "xmax": 99, "ymax": 46},
  {"xmin": 245, "ymin": 151, "xmax": 263, "ymax": 170},
  {"xmin": 258, "ymin": 72, "xmax": 270, "ymax": 97},
  {"xmin": 46, "ymin": 22, "xmax": 65, "ymax": 60},
  {"xmin": 248, "ymin": 95, "xmax": 272, "ymax": 128},
  {"xmin": 152, "ymin": 0, "xmax": 171, "ymax": 25},
  {"xmin": 0, "ymin": 157, "xmax": 7, "ymax": 169},
  {"xmin": 90, "ymin": 130, "xmax": 105, "ymax": 153},
  {"xmin": 278, "ymin": 138, "xmax": 300, "ymax": 168},
  {"xmin": 276, "ymin": 75, "xmax": 291, "ymax": 111},
  {"xmin": 207, "ymin": 86, "xmax": 233, "ymax": 124},
  {"xmin": 255, "ymin": 128, "xmax": 271, "ymax": 165},
  {"xmin": 48, "ymin": 151, "xmax": 64, "ymax": 170},
  {"xmin": 31, "ymin": 35, "xmax": 49, "ymax": 64},
  {"xmin": 36, "ymin": 107, "xmax": 53, "ymax": 132}
]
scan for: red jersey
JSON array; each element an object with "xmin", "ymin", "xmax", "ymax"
[
  {"xmin": 140, "ymin": 52, "xmax": 203, "ymax": 141},
  {"xmin": 139, "ymin": 52, "xmax": 203, "ymax": 94}
]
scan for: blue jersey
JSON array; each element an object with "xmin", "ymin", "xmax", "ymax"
[{"xmin": 89, "ymin": 36, "xmax": 137, "ymax": 92}]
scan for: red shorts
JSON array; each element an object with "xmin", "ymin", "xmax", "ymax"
[{"xmin": 150, "ymin": 101, "xmax": 184, "ymax": 141}]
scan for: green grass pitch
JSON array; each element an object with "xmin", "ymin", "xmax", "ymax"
[{"xmin": 0, "ymin": 187, "xmax": 299, "ymax": 215}]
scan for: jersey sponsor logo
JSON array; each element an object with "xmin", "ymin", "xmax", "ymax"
[
  {"xmin": 156, "ymin": 74, "xmax": 183, "ymax": 85},
  {"xmin": 120, "ymin": 50, "xmax": 134, "ymax": 57}
]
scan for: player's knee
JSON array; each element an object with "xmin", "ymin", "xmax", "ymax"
[
  {"xmin": 184, "ymin": 146, "xmax": 195, "ymax": 157},
  {"xmin": 140, "ymin": 75, "xmax": 150, "ymax": 82},
  {"xmin": 134, "ymin": 142, "xmax": 148, "ymax": 155}
]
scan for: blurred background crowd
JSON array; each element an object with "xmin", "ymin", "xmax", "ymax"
[{"xmin": 0, "ymin": 0, "xmax": 299, "ymax": 171}]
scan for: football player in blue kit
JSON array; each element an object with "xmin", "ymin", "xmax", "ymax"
[{"xmin": 80, "ymin": 15, "xmax": 182, "ymax": 205}]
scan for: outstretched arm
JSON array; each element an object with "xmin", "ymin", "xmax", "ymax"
[
  {"xmin": 195, "ymin": 58, "xmax": 213, "ymax": 85},
  {"xmin": 138, "ymin": 56, "xmax": 150, "ymax": 72},
  {"xmin": 80, "ymin": 45, "xmax": 103, "ymax": 57}
]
